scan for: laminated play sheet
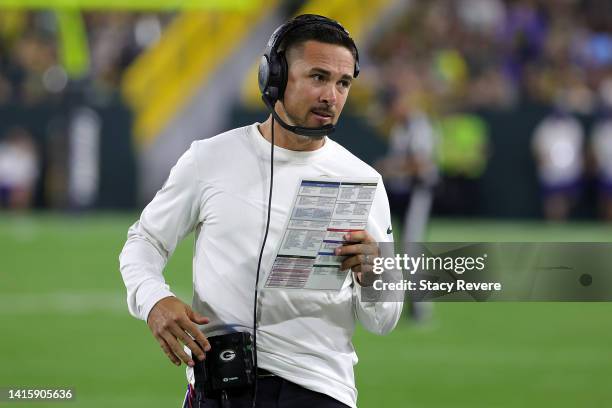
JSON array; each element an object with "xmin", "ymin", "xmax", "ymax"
[{"xmin": 264, "ymin": 177, "xmax": 378, "ymax": 290}]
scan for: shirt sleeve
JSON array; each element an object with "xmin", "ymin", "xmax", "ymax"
[
  {"xmin": 119, "ymin": 143, "xmax": 203, "ymax": 322},
  {"xmin": 352, "ymin": 179, "xmax": 403, "ymax": 335}
]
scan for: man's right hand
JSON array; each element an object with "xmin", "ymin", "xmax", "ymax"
[{"xmin": 147, "ymin": 296, "xmax": 211, "ymax": 367}]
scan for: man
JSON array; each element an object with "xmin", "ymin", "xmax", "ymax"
[
  {"xmin": 591, "ymin": 79, "xmax": 612, "ymax": 221},
  {"xmin": 531, "ymin": 101, "xmax": 584, "ymax": 220},
  {"xmin": 0, "ymin": 126, "xmax": 39, "ymax": 210},
  {"xmin": 375, "ymin": 96, "xmax": 438, "ymax": 322},
  {"xmin": 120, "ymin": 14, "xmax": 402, "ymax": 408}
]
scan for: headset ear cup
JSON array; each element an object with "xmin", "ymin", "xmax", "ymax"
[
  {"xmin": 277, "ymin": 51, "xmax": 288, "ymax": 101},
  {"xmin": 258, "ymin": 55, "xmax": 271, "ymax": 94}
]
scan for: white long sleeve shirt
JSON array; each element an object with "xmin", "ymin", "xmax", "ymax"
[{"xmin": 119, "ymin": 123, "xmax": 402, "ymax": 407}]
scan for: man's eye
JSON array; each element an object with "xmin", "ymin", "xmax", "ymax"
[
  {"xmin": 312, "ymin": 74, "xmax": 324, "ymax": 81},
  {"xmin": 340, "ymin": 80, "xmax": 351, "ymax": 88}
]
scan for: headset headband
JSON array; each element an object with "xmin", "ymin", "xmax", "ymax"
[{"xmin": 264, "ymin": 14, "xmax": 360, "ymax": 79}]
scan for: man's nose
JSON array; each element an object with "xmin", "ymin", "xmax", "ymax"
[{"xmin": 320, "ymin": 83, "xmax": 337, "ymax": 105}]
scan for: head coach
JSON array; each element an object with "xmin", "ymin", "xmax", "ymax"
[{"xmin": 120, "ymin": 14, "xmax": 402, "ymax": 408}]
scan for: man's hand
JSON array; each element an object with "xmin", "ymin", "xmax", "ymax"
[
  {"xmin": 147, "ymin": 296, "xmax": 211, "ymax": 367},
  {"xmin": 334, "ymin": 230, "xmax": 380, "ymax": 287}
]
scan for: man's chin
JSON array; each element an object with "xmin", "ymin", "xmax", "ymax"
[
  {"xmin": 298, "ymin": 119, "xmax": 334, "ymax": 139},
  {"xmin": 306, "ymin": 117, "xmax": 336, "ymax": 129},
  {"xmin": 295, "ymin": 120, "xmax": 335, "ymax": 129},
  {"xmin": 285, "ymin": 115, "xmax": 336, "ymax": 137}
]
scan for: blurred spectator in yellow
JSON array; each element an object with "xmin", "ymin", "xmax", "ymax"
[{"xmin": 436, "ymin": 112, "xmax": 489, "ymax": 214}]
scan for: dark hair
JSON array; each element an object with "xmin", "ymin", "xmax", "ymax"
[{"xmin": 279, "ymin": 16, "xmax": 358, "ymax": 63}]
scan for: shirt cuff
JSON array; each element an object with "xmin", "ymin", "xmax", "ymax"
[{"xmin": 138, "ymin": 281, "xmax": 176, "ymax": 322}]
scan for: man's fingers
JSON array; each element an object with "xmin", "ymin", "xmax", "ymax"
[
  {"xmin": 187, "ymin": 308, "xmax": 210, "ymax": 325},
  {"xmin": 184, "ymin": 324, "xmax": 211, "ymax": 354},
  {"xmin": 161, "ymin": 330, "xmax": 194, "ymax": 367},
  {"xmin": 156, "ymin": 336, "xmax": 181, "ymax": 366},
  {"xmin": 350, "ymin": 264, "xmax": 373, "ymax": 273},
  {"xmin": 335, "ymin": 243, "xmax": 378, "ymax": 257},
  {"xmin": 146, "ymin": 298, "xmax": 213, "ymax": 367},
  {"xmin": 170, "ymin": 325, "xmax": 206, "ymax": 362},
  {"xmin": 336, "ymin": 243, "xmax": 365, "ymax": 256},
  {"xmin": 182, "ymin": 323, "xmax": 211, "ymax": 360},
  {"xmin": 183, "ymin": 309, "xmax": 211, "ymax": 354},
  {"xmin": 341, "ymin": 254, "xmax": 376, "ymax": 271},
  {"xmin": 193, "ymin": 314, "xmax": 210, "ymax": 325},
  {"xmin": 343, "ymin": 231, "xmax": 374, "ymax": 243},
  {"xmin": 341, "ymin": 254, "xmax": 363, "ymax": 271}
]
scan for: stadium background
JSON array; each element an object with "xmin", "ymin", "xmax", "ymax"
[{"xmin": 1, "ymin": 0, "xmax": 611, "ymax": 407}]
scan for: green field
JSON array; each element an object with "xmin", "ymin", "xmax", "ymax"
[{"xmin": 1, "ymin": 214, "xmax": 611, "ymax": 407}]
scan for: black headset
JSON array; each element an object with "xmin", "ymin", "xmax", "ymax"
[{"xmin": 257, "ymin": 14, "xmax": 360, "ymax": 137}]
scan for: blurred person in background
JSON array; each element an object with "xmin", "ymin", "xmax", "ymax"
[
  {"xmin": 0, "ymin": 126, "xmax": 39, "ymax": 210},
  {"xmin": 375, "ymin": 94, "xmax": 438, "ymax": 322},
  {"xmin": 376, "ymin": 95, "xmax": 439, "ymax": 239},
  {"xmin": 590, "ymin": 78, "xmax": 612, "ymax": 221},
  {"xmin": 120, "ymin": 14, "xmax": 401, "ymax": 408},
  {"xmin": 436, "ymin": 111, "xmax": 489, "ymax": 215},
  {"xmin": 531, "ymin": 98, "xmax": 584, "ymax": 220}
]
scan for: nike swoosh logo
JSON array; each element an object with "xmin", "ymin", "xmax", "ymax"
[{"xmin": 387, "ymin": 226, "xmax": 393, "ymax": 235}]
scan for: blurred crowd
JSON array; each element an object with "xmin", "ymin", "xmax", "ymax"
[
  {"xmin": 1, "ymin": 3, "xmax": 612, "ymax": 220},
  {"xmin": 369, "ymin": 0, "xmax": 612, "ymax": 221},
  {"xmin": 0, "ymin": 10, "xmax": 169, "ymax": 210},
  {"xmin": 366, "ymin": 0, "xmax": 612, "ymax": 117},
  {"xmin": 0, "ymin": 10, "xmax": 171, "ymax": 107}
]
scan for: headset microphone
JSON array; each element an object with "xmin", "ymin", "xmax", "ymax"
[{"xmin": 261, "ymin": 95, "xmax": 335, "ymax": 137}]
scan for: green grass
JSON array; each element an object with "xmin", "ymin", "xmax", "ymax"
[{"xmin": 1, "ymin": 214, "xmax": 611, "ymax": 407}]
